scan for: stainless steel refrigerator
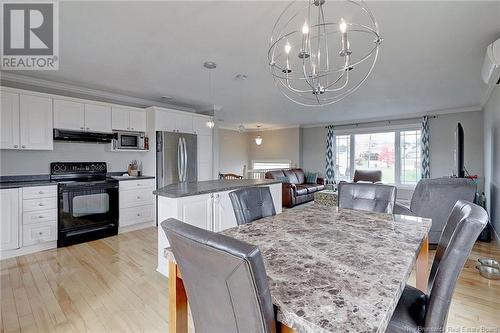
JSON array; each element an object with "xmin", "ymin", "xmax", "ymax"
[{"xmin": 156, "ymin": 131, "xmax": 197, "ymax": 188}]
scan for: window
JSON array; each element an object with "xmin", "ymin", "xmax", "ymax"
[
  {"xmin": 251, "ymin": 160, "xmax": 291, "ymax": 170},
  {"xmin": 335, "ymin": 135, "xmax": 351, "ymax": 181},
  {"xmin": 334, "ymin": 128, "xmax": 421, "ymax": 186}
]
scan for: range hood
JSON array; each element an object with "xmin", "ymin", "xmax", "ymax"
[{"xmin": 53, "ymin": 129, "xmax": 114, "ymax": 143}]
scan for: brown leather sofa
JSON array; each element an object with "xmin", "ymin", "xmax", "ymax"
[{"xmin": 265, "ymin": 168, "xmax": 325, "ymax": 208}]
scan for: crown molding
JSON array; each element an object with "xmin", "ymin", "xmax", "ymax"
[
  {"xmin": 0, "ymin": 72, "xmax": 196, "ymax": 112},
  {"xmin": 299, "ymin": 105, "xmax": 482, "ymax": 129}
]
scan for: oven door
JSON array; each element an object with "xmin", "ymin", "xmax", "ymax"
[{"xmin": 58, "ymin": 182, "xmax": 119, "ymax": 246}]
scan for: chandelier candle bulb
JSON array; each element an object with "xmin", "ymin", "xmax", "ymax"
[{"xmin": 268, "ymin": 0, "xmax": 382, "ymax": 106}]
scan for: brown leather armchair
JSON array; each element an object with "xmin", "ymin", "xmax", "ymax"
[{"xmin": 265, "ymin": 168, "xmax": 325, "ymax": 208}]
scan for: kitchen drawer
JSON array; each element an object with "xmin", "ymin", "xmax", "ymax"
[
  {"xmin": 23, "ymin": 197, "xmax": 57, "ymax": 212},
  {"xmin": 22, "ymin": 185, "xmax": 57, "ymax": 199},
  {"xmin": 119, "ymin": 179, "xmax": 154, "ymax": 190},
  {"xmin": 23, "ymin": 209, "xmax": 57, "ymax": 225},
  {"xmin": 119, "ymin": 204, "xmax": 154, "ymax": 227},
  {"xmin": 23, "ymin": 221, "xmax": 57, "ymax": 246},
  {"xmin": 119, "ymin": 188, "xmax": 154, "ymax": 208}
]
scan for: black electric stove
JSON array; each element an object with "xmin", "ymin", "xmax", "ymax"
[{"xmin": 51, "ymin": 162, "xmax": 118, "ymax": 247}]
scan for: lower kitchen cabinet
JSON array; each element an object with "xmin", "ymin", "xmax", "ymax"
[
  {"xmin": 156, "ymin": 183, "xmax": 282, "ymax": 276},
  {"xmin": 118, "ymin": 179, "xmax": 155, "ymax": 233},
  {"xmin": 0, "ymin": 185, "xmax": 58, "ymax": 260}
]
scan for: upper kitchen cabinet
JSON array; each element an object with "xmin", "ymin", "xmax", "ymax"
[
  {"xmin": 84, "ymin": 104, "xmax": 112, "ymax": 133},
  {"xmin": 112, "ymin": 107, "xmax": 146, "ymax": 132},
  {"xmin": 192, "ymin": 116, "xmax": 213, "ymax": 135},
  {"xmin": 0, "ymin": 91, "xmax": 20, "ymax": 149},
  {"xmin": 148, "ymin": 107, "xmax": 199, "ymax": 134},
  {"xmin": 0, "ymin": 91, "xmax": 53, "ymax": 151},
  {"xmin": 53, "ymin": 99, "xmax": 85, "ymax": 130},
  {"xmin": 54, "ymin": 99, "xmax": 112, "ymax": 133},
  {"xmin": 20, "ymin": 94, "xmax": 53, "ymax": 150}
]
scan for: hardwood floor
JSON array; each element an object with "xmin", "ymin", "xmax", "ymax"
[{"xmin": 1, "ymin": 227, "xmax": 499, "ymax": 332}]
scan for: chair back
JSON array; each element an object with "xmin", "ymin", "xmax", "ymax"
[
  {"xmin": 410, "ymin": 178, "xmax": 476, "ymax": 242},
  {"xmin": 425, "ymin": 200, "xmax": 488, "ymax": 331},
  {"xmin": 219, "ymin": 172, "xmax": 244, "ymax": 180},
  {"xmin": 229, "ymin": 187, "xmax": 276, "ymax": 225},
  {"xmin": 353, "ymin": 169, "xmax": 382, "ymax": 183},
  {"xmin": 338, "ymin": 182, "xmax": 396, "ymax": 213},
  {"xmin": 161, "ymin": 218, "xmax": 276, "ymax": 333}
]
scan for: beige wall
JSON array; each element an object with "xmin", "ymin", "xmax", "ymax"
[
  {"xmin": 218, "ymin": 129, "xmax": 248, "ymax": 175},
  {"xmin": 247, "ymin": 127, "xmax": 300, "ymax": 169},
  {"xmin": 484, "ymin": 85, "xmax": 500, "ymax": 243},
  {"xmin": 429, "ymin": 111, "xmax": 484, "ymax": 181},
  {"xmin": 300, "ymin": 126, "xmax": 327, "ymax": 176}
]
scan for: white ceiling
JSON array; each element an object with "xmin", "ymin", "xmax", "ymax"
[{"xmin": 3, "ymin": 1, "xmax": 500, "ymax": 129}]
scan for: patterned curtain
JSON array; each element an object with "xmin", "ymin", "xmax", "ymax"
[
  {"xmin": 421, "ymin": 116, "xmax": 431, "ymax": 179},
  {"xmin": 325, "ymin": 125, "xmax": 335, "ymax": 184}
]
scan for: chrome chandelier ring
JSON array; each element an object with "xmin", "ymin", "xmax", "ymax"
[{"xmin": 268, "ymin": 0, "xmax": 382, "ymax": 106}]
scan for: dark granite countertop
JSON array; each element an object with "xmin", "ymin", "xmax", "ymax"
[
  {"xmin": 0, "ymin": 175, "xmax": 57, "ymax": 189},
  {"xmin": 154, "ymin": 179, "xmax": 282, "ymax": 198}
]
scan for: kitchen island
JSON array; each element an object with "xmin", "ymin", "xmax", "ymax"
[{"xmin": 154, "ymin": 179, "xmax": 282, "ymax": 276}]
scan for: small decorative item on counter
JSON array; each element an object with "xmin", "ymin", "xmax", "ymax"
[
  {"xmin": 128, "ymin": 160, "xmax": 142, "ymax": 177},
  {"xmin": 144, "ymin": 136, "xmax": 149, "ymax": 151}
]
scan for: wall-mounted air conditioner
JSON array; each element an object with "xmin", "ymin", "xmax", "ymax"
[{"xmin": 482, "ymin": 38, "xmax": 500, "ymax": 85}]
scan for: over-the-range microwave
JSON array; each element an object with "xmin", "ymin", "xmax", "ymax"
[{"xmin": 113, "ymin": 131, "xmax": 146, "ymax": 150}]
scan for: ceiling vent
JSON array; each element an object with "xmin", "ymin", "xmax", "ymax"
[{"xmin": 482, "ymin": 38, "xmax": 500, "ymax": 85}]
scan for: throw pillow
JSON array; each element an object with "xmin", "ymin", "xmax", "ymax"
[
  {"xmin": 305, "ymin": 172, "xmax": 318, "ymax": 184},
  {"xmin": 276, "ymin": 175, "xmax": 290, "ymax": 183}
]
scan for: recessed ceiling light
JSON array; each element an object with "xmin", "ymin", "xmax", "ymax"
[
  {"xmin": 203, "ymin": 61, "xmax": 217, "ymax": 69},
  {"xmin": 235, "ymin": 74, "xmax": 248, "ymax": 81}
]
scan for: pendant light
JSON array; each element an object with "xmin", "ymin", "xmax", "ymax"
[
  {"xmin": 204, "ymin": 61, "xmax": 216, "ymax": 129},
  {"xmin": 255, "ymin": 126, "xmax": 263, "ymax": 145}
]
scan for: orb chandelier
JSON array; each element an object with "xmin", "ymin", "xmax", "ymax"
[{"xmin": 268, "ymin": 0, "xmax": 382, "ymax": 106}]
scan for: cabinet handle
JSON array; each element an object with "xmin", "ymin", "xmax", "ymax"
[
  {"xmin": 38, "ymin": 232, "xmax": 43, "ymax": 235},
  {"xmin": 21, "ymin": 145, "xmax": 26, "ymax": 148},
  {"xmin": 131, "ymin": 127, "xmax": 134, "ymax": 130},
  {"xmin": 38, "ymin": 215, "xmax": 44, "ymax": 218},
  {"xmin": 137, "ymin": 213, "xmax": 141, "ymax": 217},
  {"xmin": 127, "ymin": 127, "xmax": 130, "ymax": 130},
  {"xmin": 137, "ymin": 196, "xmax": 141, "ymax": 199},
  {"xmin": 38, "ymin": 191, "xmax": 44, "ymax": 194},
  {"xmin": 38, "ymin": 203, "xmax": 44, "ymax": 206},
  {"xmin": 80, "ymin": 127, "xmax": 84, "ymax": 130},
  {"xmin": 13, "ymin": 145, "xmax": 18, "ymax": 148},
  {"xmin": 136, "ymin": 183, "xmax": 141, "ymax": 186},
  {"xmin": 86, "ymin": 127, "xmax": 89, "ymax": 130}
]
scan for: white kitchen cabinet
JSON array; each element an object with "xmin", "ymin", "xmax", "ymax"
[
  {"xmin": 112, "ymin": 107, "xmax": 146, "ymax": 132},
  {"xmin": 19, "ymin": 94, "xmax": 53, "ymax": 150},
  {"xmin": 118, "ymin": 179, "xmax": 155, "ymax": 233},
  {"xmin": 0, "ymin": 189, "xmax": 20, "ymax": 251},
  {"xmin": 197, "ymin": 134, "xmax": 213, "ymax": 181},
  {"xmin": 213, "ymin": 191, "xmax": 238, "ymax": 232},
  {"xmin": 175, "ymin": 113, "xmax": 193, "ymax": 133},
  {"xmin": 178, "ymin": 194, "xmax": 213, "ymax": 231},
  {"xmin": 84, "ymin": 104, "xmax": 112, "ymax": 133},
  {"xmin": 192, "ymin": 116, "xmax": 212, "ymax": 135},
  {"xmin": 53, "ymin": 99, "xmax": 85, "ymax": 130},
  {"xmin": 0, "ymin": 91, "xmax": 20, "ymax": 149},
  {"xmin": 129, "ymin": 110, "xmax": 147, "ymax": 132}
]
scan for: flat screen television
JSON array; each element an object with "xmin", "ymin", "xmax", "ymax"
[{"xmin": 454, "ymin": 123, "xmax": 465, "ymax": 178}]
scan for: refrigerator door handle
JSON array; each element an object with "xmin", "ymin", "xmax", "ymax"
[
  {"xmin": 177, "ymin": 138, "xmax": 183, "ymax": 182},
  {"xmin": 183, "ymin": 137, "xmax": 188, "ymax": 182}
]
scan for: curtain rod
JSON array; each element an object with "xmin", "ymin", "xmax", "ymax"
[{"xmin": 326, "ymin": 115, "xmax": 437, "ymax": 129}]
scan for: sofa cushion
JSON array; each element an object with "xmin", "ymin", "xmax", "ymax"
[
  {"xmin": 292, "ymin": 168, "xmax": 306, "ymax": 184},
  {"xmin": 266, "ymin": 170, "xmax": 285, "ymax": 179},
  {"xmin": 300, "ymin": 183, "xmax": 323, "ymax": 194},
  {"xmin": 275, "ymin": 176, "xmax": 290, "ymax": 182},
  {"xmin": 283, "ymin": 169, "xmax": 300, "ymax": 184},
  {"xmin": 294, "ymin": 185, "xmax": 308, "ymax": 196}
]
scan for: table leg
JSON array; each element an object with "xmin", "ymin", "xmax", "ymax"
[
  {"xmin": 415, "ymin": 236, "xmax": 429, "ymax": 292},
  {"xmin": 279, "ymin": 323, "xmax": 296, "ymax": 333},
  {"xmin": 169, "ymin": 260, "xmax": 188, "ymax": 333}
]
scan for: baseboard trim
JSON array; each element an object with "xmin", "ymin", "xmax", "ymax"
[
  {"xmin": 0, "ymin": 241, "xmax": 57, "ymax": 260},
  {"xmin": 118, "ymin": 221, "xmax": 155, "ymax": 234}
]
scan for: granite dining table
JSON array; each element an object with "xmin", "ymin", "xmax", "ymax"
[{"xmin": 165, "ymin": 204, "xmax": 432, "ymax": 333}]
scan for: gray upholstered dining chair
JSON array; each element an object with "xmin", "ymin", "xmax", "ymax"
[
  {"xmin": 386, "ymin": 200, "xmax": 488, "ymax": 333},
  {"xmin": 337, "ymin": 182, "xmax": 397, "ymax": 214},
  {"xmin": 161, "ymin": 218, "xmax": 277, "ymax": 333},
  {"xmin": 394, "ymin": 177, "xmax": 476, "ymax": 244},
  {"xmin": 229, "ymin": 187, "xmax": 276, "ymax": 225},
  {"xmin": 353, "ymin": 169, "xmax": 382, "ymax": 183}
]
